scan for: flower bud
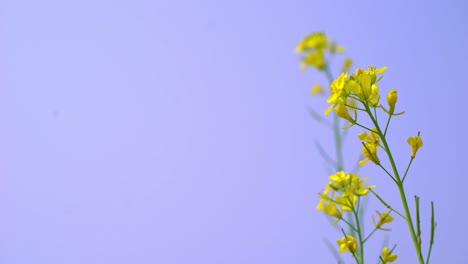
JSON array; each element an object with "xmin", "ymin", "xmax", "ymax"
[
  {"xmin": 323, "ymin": 202, "xmax": 342, "ymax": 220},
  {"xmin": 335, "ymin": 104, "xmax": 354, "ymax": 124},
  {"xmin": 407, "ymin": 135, "xmax": 423, "ymax": 158},
  {"xmin": 387, "ymin": 89, "xmax": 397, "ymax": 115}
]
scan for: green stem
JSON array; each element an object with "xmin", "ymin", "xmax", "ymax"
[
  {"xmin": 352, "ymin": 203, "xmax": 365, "ymax": 263},
  {"xmin": 383, "ymin": 114, "xmax": 392, "ymax": 136},
  {"xmin": 364, "ymin": 103, "xmax": 425, "ymax": 264},
  {"xmin": 402, "ymin": 157, "xmax": 414, "ymax": 183},
  {"xmin": 426, "ymin": 201, "xmax": 436, "ymax": 263},
  {"xmin": 362, "ymin": 226, "xmax": 379, "ymax": 244},
  {"xmin": 324, "ymin": 66, "xmax": 345, "ymax": 172}
]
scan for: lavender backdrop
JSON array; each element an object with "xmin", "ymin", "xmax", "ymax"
[{"xmin": 1, "ymin": 0, "xmax": 467, "ymax": 263}]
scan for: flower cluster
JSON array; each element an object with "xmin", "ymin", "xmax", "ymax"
[
  {"xmin": 325, "ymin": 66, "xmax": 387, "ymax": 121},
  {"xmin": 295, "ymin": 32, "xmax": 345, "ymax": 70},
  {"xmin": 317, "ymin": 171, "xmax": 375, "ymax": 222},
  {"xmin": 298, "ymin": 32, "xmax": 433, "ymax": 263}
]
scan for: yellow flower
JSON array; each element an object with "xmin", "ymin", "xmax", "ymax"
[
  {"xmin": 364, "ymin": 65, "xmax": 388, "ymax": 84},
  {"xmin": 322, "ymin": 202, "xmax": 342, "ymax": 222},
  {"xmin": 407, "ymin": 134, "xmax": 423, "ymax": 158},
  {"xmin": 349, "ymin": 174, "xmax": 376, "ymax": 196},
  {"xmin": 360, "ymin": 142, "xmax": 380, "ymax": 166},
  {"xmin": 357, "ymin": 73, "xmax": 372, "ymax": 100},
  {"xmin": 387, "ymin": 89, "xmax": 397, "ymax": 115},
  {"xmin": 328, "ymin": 171, "xmax": 348, "ymax": 191},
  {"xmin": 295, "ymin": 32, "xmax": 328, "ymax": 53},
  {"xmin": 373, "ymin": 211, "xmax": 394, "ymax": 229},
  {"xmin": 381, "ymin": 246, "xmax": 398, "ymax": 262},
  {"xmin": 337, "ymin": 235, "xmax": 357, "ymax": 254},
  {"xmin": 325, "ymin": 73, "xmax": 348, "ymax": 114},
  {"xmin": 327, "ymin": 73, "xmax": 347, "ymax": 103},
  {"xmin": 358, "ymin": 130, "xmax": 380, "ymax": 145},
  {"xmin": 358, "ymin": 130, "xmax": 381, "ymax": 166},
  {"xmin": 300, "ymin": 50, "xmax": 325, "ymax": 70},
  {"xmin": 368, "ymin": 84, "xmax": 380, "ymax": 107},
  {"xmin": 310, "ymin": 83, "xmax": 323, "ymax": 95},
  {"xmin": 334, "ymin": 193, "xmax": 357, "ymax": 211},
  {"xmin": 335, "ymin": 104, "xmax": 356, "ymax": 125}
]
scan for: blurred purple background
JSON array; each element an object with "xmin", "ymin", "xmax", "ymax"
[{"xmin": 1, "ymin": 0, "xmax": 467, "ymax": 263}]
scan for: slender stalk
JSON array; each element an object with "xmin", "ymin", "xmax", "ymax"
[
  {"xmin": 364, "ymin": 103, "xmax": 425, "ymax": 264},
  {"xmin": 402, "ymin": 157, "xmax": 414, "ymax": 183},
  {"xmin": 415, "ymin": 196, "xmax": 421, "ymax": 246},
  {"xmin": 362, "ymin": 227, "xmax": 379, "ymax": 244},
  {"xmin": 352, "ymin": 205, "xmax": 365, "ymax": 263},
  {"xmin": 370, "ymin": 189, "xmax": 406, "ymax": 220},
  {"xmin": 325, "ymin": 66, "xmax": 344, "ymax": 172},
  {"xmin": 426, "ymin": 201, "xmax": 436, "ymax": 263},
  {"xmin": 383, "ymin": 114, "xmax": 392, "ymax": 136}
]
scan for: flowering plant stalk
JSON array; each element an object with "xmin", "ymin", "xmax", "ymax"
[
  {"xmin": 296, "ymin": 32, "xmax": 436, "ymax": 263},
  {"xmin": 296, "ymin": 33, "xmax": 365, "ymax": 263}
]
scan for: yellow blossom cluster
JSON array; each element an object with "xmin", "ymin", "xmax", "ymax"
[
  {"xmin": 317, "ymin": 171, "xmax": 375, "ymax": 222},
  {"xmin": 337, "ymin": 235, "xmax": 358, "ymax": 254},
  {"xmin": 298, "ymin": 32, "xmax": 433, "ymax": 263},
  {"xmin": 325, "ymin": 66, "xmax": 387, "ymax": 119},
  {"xmin": 295, "ymin": 32, "xmax": 345, "ymax": 70}
]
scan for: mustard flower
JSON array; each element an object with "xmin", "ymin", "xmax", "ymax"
[
  {"xmin": 357, "ymin": 73, "xmax": 372, "ymax": 100},
  {"xmin": 310, "ymin": 83, "xmax": 323, "ymax": 95},
  {"xmin": 381, "ymin": 246, "xmax": 398, "ymax": 262},
  {"xmin": 334, "ymin": 104, "xmax": 356, "ymax": 126},
  {"xmin": 407, "ymin": 135, "xmax": 423, "ymax": 158},
  {"xmin": 349, "ymin": 174, "xmax": 376, "ymax": 196},
  {"xmin": 363, "ymin": 65, "xmax": 388, "ymax": 84},
  {"xmin": 325, "ymin": 72, "xmax": 348, "ymax": 114},
  {"xmin": 328, "ymin": 171, "xmax": 348, "ymax": 191},
  {"xmin": 322, "ymin": 202, "xmax": 342, "ymax": 223},
  {"xmin": 295, "ymin": 32, "xmax": 328, "ymax": 53},
  {"xmin": 358, "ymin": 130, "xmax": 380, "ymax": 145},
  {"xmin": 334, "ymin": 193, "xmax": 357, "ymax": 211},
  {"xmin": 368, "ymin": 84, "xmax": 380, "ymax": 107},
  {"xmin": 300, "ymin": 51, "xmax": 325, "ymax": 70},
  {"xmin": 360, "ymin": 142, "xmax": 380, "ymax": 166},
  {"xmin": 337, "ymin": 235, "xmax": 358, "ymax": 254},
  {"xmin": 358, "ymin": 130, "xmax": 381, "ymax": 166},
  {"xmin": 317, "ymin": 184, "xmax": 344, "ymax": 220},
  {"xmin": 387, "ymin": 89, "xmax": 397, "ymax": 115},
  {"xmin": 373, "ymin": 211, "xmax": 394, "ymax": 229}
]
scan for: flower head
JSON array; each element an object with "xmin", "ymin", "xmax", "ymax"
[
  {"xmin": 301, "ymin": 51, "xmax": 326, "ymax": 70},
  {"xmin": 407, "ymin": 134, "xmax": 423, "ymax": 158},
  {"xmin": 373, "ymin": 211, "xmax": 394, "ymax": 230},
  {"xmin": 358, "ymin": 130, "xmax": 381, "ymax": 166},
  {"xmin": 381, "ymin": 246, "xmax": 398, "ymax": 262},
  {"xmin": 295, "ymin": 32, "xmax": 328, "ymax": 53},
  {"xmin": 349, "ymin": 174, "xmax": 376, "ymax": 196},
  {"xmin": 325, "ymin": 73, "xmax": 348, "ymax": 114},
  {"xmin": 337, "ymin": 235, "xmax": 357, "ymax": 254}
]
